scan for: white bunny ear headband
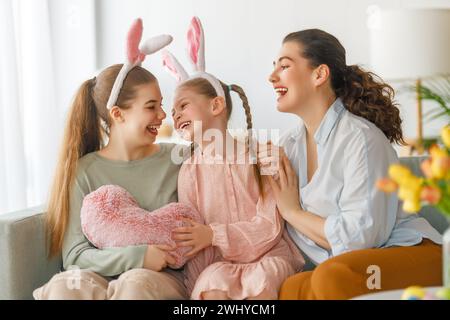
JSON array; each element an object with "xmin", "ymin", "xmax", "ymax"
[
  {"xmin": 161, "ymin": 16, "xmax": 225, "ymax": 99},
  {"xmin": 106, "ymin": 18, "xmax": 173, "ymax": 110}
]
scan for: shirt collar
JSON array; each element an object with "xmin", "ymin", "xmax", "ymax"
[
  {"xmin": 313, "ymin": 98, "xmax": 345, "ymax": 146},
  {"xmin": 289, "ymin": 123, "xmax": 303, "ymax": 141},
  {"xmin": 288, "ymin": 98, "xmax": 345, "ymax": 145}
]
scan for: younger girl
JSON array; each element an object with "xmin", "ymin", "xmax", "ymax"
[
  {"xmin": 33, "ymin": 19, "xmax": 187, "ymax": 300},
  {"xmin": 165, "ymin": 17, "xmax": 304, "ymax": 300}
]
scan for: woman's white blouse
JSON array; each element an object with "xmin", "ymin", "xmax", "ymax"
[{"xmin": 280, "ymin": 98, "xmax": 442, "ymax": 265}]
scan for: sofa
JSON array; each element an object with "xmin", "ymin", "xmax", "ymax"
[{"xmin": 0, "ymin": 156, "xmax": 448, "ymax": 300}]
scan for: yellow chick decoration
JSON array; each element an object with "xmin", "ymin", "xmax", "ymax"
[
  {"xmin": 376, "ymin": 125, "xmax": 450, "ymax": 216},
  {"xmin": 442, "ymin": 125, "xmax": 450, "ymax": 149}
]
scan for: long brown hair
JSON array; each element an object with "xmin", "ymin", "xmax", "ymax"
[
  {"xmin": 179, "ymin": 78, "xmax": 265, "ymax": 197},
  {"xmin": 284, "ymin": 29, "xmax": 405, "ymax": 145},
  {"xmin": 46, "ymin": 64, "xmax": 156, "ymax": 257}
]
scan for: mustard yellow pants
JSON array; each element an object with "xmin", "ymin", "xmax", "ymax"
[{"xmin": 279, "ymin": 239, "xmax": 442, "ymax": 300}]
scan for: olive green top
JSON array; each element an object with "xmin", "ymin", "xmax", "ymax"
[{"xmin": 62, "ymin": 143, "xmax": 181, "ymax": 277}]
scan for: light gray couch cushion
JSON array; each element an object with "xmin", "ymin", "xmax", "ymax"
[{"xmin": 0, "ymin": 206, "xmax": 61, "ymax": 299}]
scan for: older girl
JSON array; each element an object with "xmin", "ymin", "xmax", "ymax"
[{"xmin": 34, "ymin": 20, "xmax": 187, "ymax": 300}]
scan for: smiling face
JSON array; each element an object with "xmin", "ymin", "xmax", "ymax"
[
  {"xmin": 171, "ymin": 86, "xmax": 220, "ymax": 142},
  {"xmin": 116, "ymin": 81, "xmax": 166, "ymax": 147},
  {"xmin": 269, "ymin": 41, "xmax": 318, "ymax": 114}
]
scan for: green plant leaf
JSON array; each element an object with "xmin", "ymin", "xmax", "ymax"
[
  {"xmin": 410, "ymin": 75, "xmax": 450, "ymax": 125},
  {"xmin": 429, "ymin": 110, "xmax": 450, "ymax": 121}
]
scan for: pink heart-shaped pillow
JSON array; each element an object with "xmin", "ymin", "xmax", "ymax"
[{"xmin": 80, "ymin": 185, "xmax": 201, "ymax": 269}]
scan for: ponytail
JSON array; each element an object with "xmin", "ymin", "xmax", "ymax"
[
  {"xmin": 46, "ymin": 78, "xmax": 102, "ymax": 257},
  {"xmin": 338, "ymin": 65, "xmax": 404, "ymax": 144}
]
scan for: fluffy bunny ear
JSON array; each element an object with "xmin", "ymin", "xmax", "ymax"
[
  {"xmin": 187, "ymin": 16, "xmax": 205, "ymax": 72},
  {"xmin": 127, "ymin": 18, "xmax": 146, "ymax": 64},
  {"xmin": 139, "ymin": 35, "xmax": 173, "ymax": 55},
  {"xmin": 162, "ymin": 50, "xmax": 189, "ymax": 83}
]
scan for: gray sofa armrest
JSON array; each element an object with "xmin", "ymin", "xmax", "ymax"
[{"xmin": 0, "ymin": 206, "xmax": 61, "ymax": 300}]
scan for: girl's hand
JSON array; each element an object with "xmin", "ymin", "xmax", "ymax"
[
  {"xmin": 267, "ymin": 150, "xmax": 302, "ymax": 220},
  {"xmin": 143, "ymin": 244, "xmax": 177, "ymax": 271},
  {"xmin": 172, "ymin": 219, "xmax": 213, "ymax": 258}
]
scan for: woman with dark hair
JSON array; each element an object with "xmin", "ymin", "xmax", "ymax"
[{"xmin": 266, "ymin": 29, "xmax": 443, "ymax": 299}]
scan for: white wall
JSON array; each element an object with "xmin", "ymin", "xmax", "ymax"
[
  {"xmin": 95, "ymin": 0, "xmax": 450, "ymax": 139},
  {"xmin": 50, "ymin": 0, "xmax": 97, "ymax": 118}
]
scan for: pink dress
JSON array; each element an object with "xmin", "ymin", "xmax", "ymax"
[{"xmin": 179, "ymin": 147, "xmax": 305, "ymax": 300}]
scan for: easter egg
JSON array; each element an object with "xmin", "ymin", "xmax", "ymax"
[
  {"xmin": 423, "ymin": 292, "xmax": 437, "ymax": 300},
  {"xmin": 401, "ymin": 286, "xmax": 426, "ymax": 300}
]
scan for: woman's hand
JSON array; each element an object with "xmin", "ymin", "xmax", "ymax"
[
  {"xmin": 172, "ymin": 218, "xmax": 213, "ymax": 258},
  {"xmin": 267, "ymin": 150, "xmax": 331, "ymax": 250},
  {"xmin": 143, "ymin": 244, "xmax": 177, "ymax": 271},
  {"xmin": 267, "ymin": 149, "xmax": 302, "ymax": 220},
  {"xmin": 256, "ymin": 140, "xmax": 281, "ymax": 177}
]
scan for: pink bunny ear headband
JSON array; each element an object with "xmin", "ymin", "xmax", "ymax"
[
  {"xmin": 106, "ymin": 18, "xmax": 173, "ymax": 110},
  {"xmin": 161, "ymin": 17, "xmax": 225, "ymax": 99}
]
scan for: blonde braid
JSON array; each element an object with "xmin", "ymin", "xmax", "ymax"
[
  {"xmin": 229, "ymin": 84, "xmax": 252, "ymax": 130},
  {"xmin": 228, "ymin": 84, "xmax": 265, "ymax": 200}
]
